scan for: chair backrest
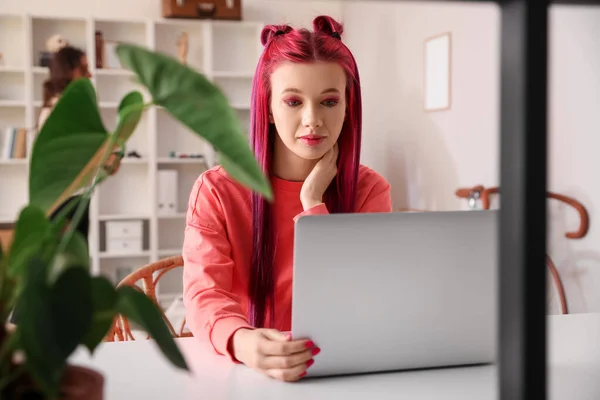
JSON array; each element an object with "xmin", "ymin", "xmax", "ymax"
[
  {"xmin": 105, "ymin": 255, "xmax": 192, "ymax": 342},
  {"xmin": 455, "ymin": 185, "xmax": 592, "ymax": 315}
]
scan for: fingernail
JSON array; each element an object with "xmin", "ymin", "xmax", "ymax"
[
  {"xmin": 305, "ymin": 340, "xmax": 315, "ymax": 348},
  {"xmin": 306, "ymin": 359, "xmax": 315, "ymax": 368},
  {"xmin": 299, "ymin": 371, "xmax": 307, "ymax": 378},
  {"xmin": 312, "ymin": 347, "xmax": 321, "ymax": 356}
]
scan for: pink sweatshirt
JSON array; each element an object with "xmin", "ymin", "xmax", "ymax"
[{"xmin": 182, "ymin": 164, "xmax": 393, "ymax": 361}]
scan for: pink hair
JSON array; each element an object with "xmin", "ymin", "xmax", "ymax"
[{"xmin": 248, "ymin": 15, "xmax": 362, "ymax": 328}]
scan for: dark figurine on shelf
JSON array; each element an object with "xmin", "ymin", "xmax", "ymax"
[
  {"xmin": 169, "ymin": 151, "xmax": 204, "ymax": 159},
  {"xmin": 95, "ymin": 31, "xmax": 104, "ymax": 68},
  {"xmin": 127, "ymin": 150, "xmax": 142, "ymax": 158}
]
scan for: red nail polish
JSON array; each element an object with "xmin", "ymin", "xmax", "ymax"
[
  {"xmin": 305, "ymin": 340, "xmax": 315, "ymax": 348},
  {"xmin": 312, "ymin": 347, "xmax": 321, "ymax": 356},
  {"xmin": 299, "ymin": 371, "xmax": 307, "ymax": 378},
  {"xmin": 306, "ymin": 359, "xmax": 315, "ymax": 368}
]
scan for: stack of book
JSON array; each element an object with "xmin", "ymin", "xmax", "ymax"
[{"xmin": 1, "ymin": 127, "xmax": 35, "ymax": 160}]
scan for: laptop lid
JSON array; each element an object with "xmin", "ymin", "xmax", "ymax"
[{"xmin": 291, "ymin": 210, "xmax": 498, "ymax": 377}]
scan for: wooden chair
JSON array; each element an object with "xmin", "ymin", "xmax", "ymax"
[
  {"xmin": 455, "ymin": 185, "xmax": 591, "ymax": 315},
  {"xmin": 105, "ymin": 255, "xmax": 193, "ymax": 342}
]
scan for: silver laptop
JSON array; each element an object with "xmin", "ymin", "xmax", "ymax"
[{"xmin": 291, "ymin": 210, "xmax": 498, "ymax": 377}]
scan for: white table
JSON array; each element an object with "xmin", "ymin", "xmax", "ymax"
[{"xmin": 71, "ymin": 314, "xmax": 600, "ymax": 399}]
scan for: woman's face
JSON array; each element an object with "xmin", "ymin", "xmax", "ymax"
[
  {"xmin": 72, "ymin": 55, "xmax": 91, "ymax": 79},
  {"xmin": 269, "ymin": 61, "xmax": 346, "ymax": 161}
]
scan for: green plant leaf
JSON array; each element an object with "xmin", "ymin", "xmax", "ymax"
[
  {"xmin": 50, "ymin": 268, "xmax": 93, "ymax": 359},
  {"xmin": 18, "ymin": 258, "xmax": 64, "ymax": 396},
  {"xmin": 116, "ymin": 286, "xmax": 188, "ymax": 371},
  {"xmin": 7, "ymin": 206, "xmax": 51, "ymax": 278},
  {"xmin": 29, "ymin": 78, "xmax": 108, "ymax": 214},
  {"xmin": 115, "ymin": 43, "xmax": 272, "ymax": 201},
  {"xmin": 83, "ymin": 276, "xmax": 118, "ymax": 353},
  {"xmin": 114, "ymin": 91, "xmax": 145, "ymax": 144}
]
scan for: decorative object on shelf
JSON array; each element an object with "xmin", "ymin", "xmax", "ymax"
[
  {"xmin": 168, "ymin": 150, "xmax": 204, "ymax": 158},
  {"xmin": 39, "ymin": 34, "xmax": 70, "ymax": 67},
  {"xmin": 105, "ymin": 220, "xmax": 144, "ymax": 255},
  {"xmin": 424, "ymin": 31, "xmax": 452, "ymax": 112},
  {"xmin": 1, "ymin": 127, "xmax": 34, "ymax": 160},
  {"xmin": 47, "ymin": 34, "xmax": 70, "ymax": 53},
  {"xmin": 177, "ymin": 31, "xmax": 188, "ymax": 65},
  {"xmin": 102, "ymin": 40, "xmax": 121, "ymax": 69},
  {"xmin": 157, "ymin": 169, "xmax": 178, "ymax": 216},
  {"xmin": 0, "ymin": 52, "xmax": 4, "ymax": 66},
  {"xmin": 95, "ymin": 31, "xmax": 104, "ymax": 68},
  {"xmin": 162, "ymin": 0, "xmax": 242, "ymax": 21},
  {"xmin": 126, "ymin": 150, "xmax": 142, "ymax": 158}
]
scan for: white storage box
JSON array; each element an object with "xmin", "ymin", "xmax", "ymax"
[
  {"xmin": 105, "ymin": 220, "xmax": 143, "ymax": 254},
  {"xmin": 157, "ymin": 169, "xmax": 178, "ymax": 216}
]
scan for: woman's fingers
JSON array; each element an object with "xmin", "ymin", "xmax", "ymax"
[
  {"xmin": 261, "ymin": 347, "xmax": 314, "ymax": 370},
  {"xmin": 265, "ymin": 358, "xmax": 314, "ymax": 382},
  {"xmin": 258, "ymin": 335, "xmax": 311, "ymax": 356}
]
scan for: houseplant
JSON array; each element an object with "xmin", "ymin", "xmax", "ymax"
[{"xmin": 0, "ymin": 44, "xmax": 272, "ymax": 399}]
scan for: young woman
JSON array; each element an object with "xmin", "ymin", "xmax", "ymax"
[{"xmin": 182, "ymin": 15, "xmax": 392, "ymax": 382}]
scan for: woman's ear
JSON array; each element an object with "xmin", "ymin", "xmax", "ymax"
[{"xmin": 268, "ymin": 111, "xmax": 274, "ymax": 124}]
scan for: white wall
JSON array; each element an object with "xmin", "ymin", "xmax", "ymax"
[
  {"xmin": 344, "ymin": 1, "xmax": 500, "ymax": 212},
  {"xmin": 343, "ymin": 1, "xmax": 600, "ymax": 314},
  {"xmin": 2, "ymin": 0, "xmax": 342, "ymax": 27}
]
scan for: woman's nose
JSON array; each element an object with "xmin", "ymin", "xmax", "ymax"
[{"xmin": 302, "ymin": 104, "xmax": 322, "ymax": 129}]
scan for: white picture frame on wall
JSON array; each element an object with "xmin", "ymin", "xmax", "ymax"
[{"xmin": 424, "ymin": 32, "xmax": 452, "ymax": 112}]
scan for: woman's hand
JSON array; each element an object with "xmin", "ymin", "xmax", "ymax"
[
  {"xmin": 300, "ymin": 143, "xmax": 339, "ymax": 210},
  {"xmin": 231, "ymin": 328, "xmax": 320, "ymax": 382}
]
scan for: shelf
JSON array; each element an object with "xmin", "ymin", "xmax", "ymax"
[
  {"xmin": 32, "ymin": 66, "xmax": 48, "ymax": 74},
  {"xmin": 99, "ymin": 250, "xmax": 150, "ymax": 259},
  {"xmin": 0, "ymin": 67, "xmax": 25, "ymax": 73},
  {"xmin": 98, "ymin": 214, "xmax": 149, "ymax": 221},
  {"xmin": 157, "ymin": 157, "xmax": 206, "ymax": 164},
  {"xmin": 0, "ymin": 159, "xmax": 28, "ymax": 165},
  {"xmin": 158, "ymin": 248, "xmax": 181, "ymax": 257},
  {"xmin": 0, "ymin": 100, "xmax": 26, "ymax": 107},
  {"xmin": 120, "ymin": 157, "xmax": 147, "ymax": 164},
  {"xmin": 99, "ymin": 101, "xmax": 119, "ymax": 109},
  {"xmin": 0, "ymin": 13, "xmax": 263, "ymax": 268},
  {"xmin": 158, "ymin": 213, "xmax": 186, "ymax": 219},
  {"xmin": 95, "ymin": 69, "xmax": 134, "ymax": 77},
  {"xmin": 0, "ymin": 215, "xmax": 16, "ymax": 224}
]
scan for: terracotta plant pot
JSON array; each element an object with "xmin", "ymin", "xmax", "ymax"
[
  {"xmin": 2, "ymin": 365, "xmax": 104, "ymax": 400},
  {"xmin": 59, "ymin": 365, "xmax": 104, "ymax": 400}
]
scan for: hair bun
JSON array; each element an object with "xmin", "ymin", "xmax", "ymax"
[
  {"xmin": 313, "ymin": 15, "xmax": 344, "ymax": 39},
  {"xmin": 260, "ymin": 24, "xmax": 293, "ymax": 46}
]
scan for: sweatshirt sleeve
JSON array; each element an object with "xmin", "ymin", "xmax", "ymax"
[{"xmin": 182, "ymin": 176, "xmax": 252, "ymax": 362}]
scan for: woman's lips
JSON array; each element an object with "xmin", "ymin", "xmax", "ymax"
[{"xmin": 299, "ymin": 135, "xmax": 325, "ymax": 146}]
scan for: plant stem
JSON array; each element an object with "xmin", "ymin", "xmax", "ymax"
[{"xmin": 55, "ymin": 130, "xmax": 120, "ymax": 257}]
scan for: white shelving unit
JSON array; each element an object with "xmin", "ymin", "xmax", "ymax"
[{"xmin": 0, "ymin": 13, "xmax": 263, "ymax": 301}]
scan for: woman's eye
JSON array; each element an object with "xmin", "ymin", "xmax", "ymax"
[
  {"xmin": 322, "ymin": 98, "xmax": 339, "ymax": 107},
  {"xmin": 284, "ymin": 99, "xmax": 301, "ymax": 107}
]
